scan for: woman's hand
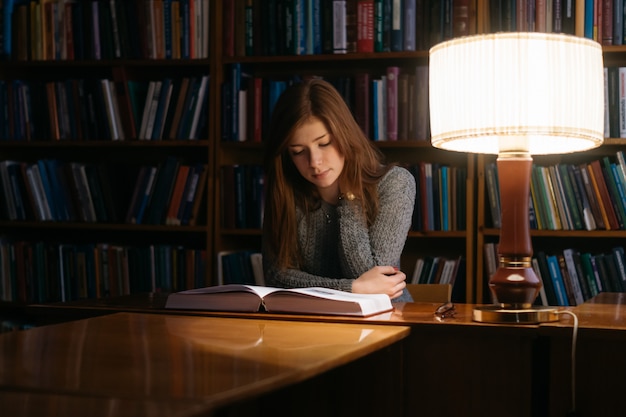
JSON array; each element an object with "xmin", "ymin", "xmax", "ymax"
[{"xmin": 352, "ymin": 266, "xmax": 406, "ymax": 299}]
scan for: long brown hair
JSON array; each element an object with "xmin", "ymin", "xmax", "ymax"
[{"xmin": 263, "ymin": 78, "xmax": 391, "ymax": 270}]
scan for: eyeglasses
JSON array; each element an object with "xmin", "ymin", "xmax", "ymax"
[{"xmin": 434, "ymin": 302, "xmax": 456, "ymax": 319}]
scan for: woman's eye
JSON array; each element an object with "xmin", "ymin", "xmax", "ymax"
[
  {"xmin": 319, "ymin": 141, "xmax": 331, "ymax": 147},
  {"xmin": 291, "ymin": 149, "xmax": 304, "ymax": 156}
]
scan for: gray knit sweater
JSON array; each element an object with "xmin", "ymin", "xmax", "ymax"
[{"xmin": 264, "ymin": 165, "xmax": 416, "ymax": 303}]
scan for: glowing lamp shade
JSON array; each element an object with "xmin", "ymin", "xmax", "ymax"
[
  {"xmin": 429, "ymin": 32, "xmax": 604, "ymax": 156},
  {"xmin": 429, "ymin": 33, "xmax": 605, "ymax": 322}
]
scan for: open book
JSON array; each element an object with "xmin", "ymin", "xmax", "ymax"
[{"xmin": 164, "ymin": 284, "xmax": 394, "ymax": 317}]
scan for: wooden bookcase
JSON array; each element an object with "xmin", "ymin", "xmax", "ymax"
[
  {"xmin": 5, "ymin": 1, "xmax": 625, "ymax": 306},
  {"xmin": 474, "ymin": 12, "xmax": 626, "ymax": 304},
  {"xmin": 0, "ymin": 2, "xmax": 219, "ymax": 303},
  {"xmin": 212, "ymin": 1, "xmax": 479, "ymax": 302}
]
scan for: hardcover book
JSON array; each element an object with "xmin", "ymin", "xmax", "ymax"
[{"xmin": 164, "ymin": 284, "xmax": 394, "ymax": 317}]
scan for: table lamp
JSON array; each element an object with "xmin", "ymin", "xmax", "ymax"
[{"xmin": 429, "ymin": 32, "xmax": 604, "ymax": 323}]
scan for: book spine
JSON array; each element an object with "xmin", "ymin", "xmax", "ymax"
[
  {"xmin": 601, "ymin": 0, "xmax": 613, "ymax": 45},
  {"xmin": 547, "ymin": 255, "xmax": 569, "ymax": 306},
  {"xmin": 588, "ymin": 160, "xmax": 619, "ymax": 229},
  {"xmin": 390, "ymin": 0, "xmax": 402, "ymax": 51},
  {"xmin": 354, "ymin": 73, "xmax": 370, "ymax": 138},
  {"xmin": 402, "ymin": 0, "xmax": 415, "ymax": 51},
  {"xmin": 333, "ymin": 0, "xmax": 347, "ymax": 53},
  {"xmin": 385, "ymin": 66, "xmax": 398, "ymax": 141},
  {"xmin": 562, "ymin": 249, "xmax": 585, "ymax": 305},
  {"xmin": 357, "ymin": 0, "xmax": 374, "ymax": 53}
]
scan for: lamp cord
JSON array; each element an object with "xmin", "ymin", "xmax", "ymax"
[{"xmin": 555, "ymin": 310, "xmax": 579, "ymax": 416}]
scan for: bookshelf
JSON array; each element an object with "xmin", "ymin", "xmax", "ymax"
[
  {"xmin": 0, "ymin": 1, "xmax": 217, "ymax": 303},
  {"xmin": 213, "ymin": 1, "xmax": 478, "ymax": 302},
  {"xmin": 475, "ymin": 5, "xmax": 626, "ymax": 305},
  {"xmin": 5, "ymin": 1, "xmax": 626, "ymax": 306}
]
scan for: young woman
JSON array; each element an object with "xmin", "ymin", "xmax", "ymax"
[{"xmin": 262, "ymin": 79, "xmax": 416, "ymax": 302}]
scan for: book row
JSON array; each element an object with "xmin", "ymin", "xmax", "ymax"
[
  {"xmin": 605, "ymin": 67, "xmax": 626, "ymax": 138},
  {"xmin": 218, "ymin": 162, "xmax": 466, "ymax": 232},
  {"xmin": 489, "ymin": 0, "xmax": 626, "ymax": 46},
  {"xmin": 0, "ymin": 158, "xmax": 207, "ymax": 226},
  {"xmin": 407, "ymin": 162, "xmax": 467, "ymax": 232},
  {"xmin": 221, "ymin": 66, "xmax": 429, "ymax": 143},
  {"xmin": 217, "ymin": 250, "xmax": 264, "ymax": 286},
  {"xmin": 410, "ymin": 255, "xmax": 466, "ymax": 302},
  {"xmin": 484, "ymin": 243, "xmax": 626, "ymax": 307},
  {"xmin": 226, "ymin": 0, "xmax": 472, "ymax": 57},
  {"xmin": 1, "ymin": 0, "xmax": 210, "ymax": 61},
  {"xmin": 485, "ymin": 151, "xmax": 626, "ymax": 231},
  {"xmin": 0, "ymin": 239, "xmax": 207, "ymax": 303},
  {"xmin": 488, "ymin": 0, "xmax": 577, "ymax": 35},
  {"xmin": 220, "ymin": 164, "xmax": 265, "ymax": 230},
  {"xmin": 0, "ymin": 74, "xmax": 210, "ymax": 141}
]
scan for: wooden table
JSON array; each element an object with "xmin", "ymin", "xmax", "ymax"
[
  {"xmin": 0, "ymin": 312, "xmax": 410, "ymax": 417},
  {"xmin": 540, "ymin": 293, "xmax": 626, "ymax": 417},
  {"xmin": 8, "ymin": 293, "xmax": 626, "ymax": 417}
]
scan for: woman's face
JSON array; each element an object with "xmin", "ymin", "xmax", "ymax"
[{"xmin": 288, "ymin": 117, "xmax": 345, "ymax": 203}]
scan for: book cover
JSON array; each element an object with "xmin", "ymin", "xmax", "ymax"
[
  {"xmin": 167, "ymin": 77, "xmax": 190, "ymax": 139},
  {"xmin": 373, "ymin": 0, "xmax": 383, "ymax": 51},
  {"xmin": 558, "ymin": 164, "xmax": 583, "ymax": 230},
  {"xmin": 557, "ymin": 254, "xmax": 577, "ymax": 306},
  {"xmin": 601, "ymin": 156, "xmax": 626, "ymax": 228},
  {"xmin": 588, "ymin": 159, "xmax": 619, "ymax": 230},
  {"xmin": 250, "ymin": 76, "xmax": 263, "ymax": 142},
  {"xmin": 609, "ymin": 67, "xmax": 626, "ymax": 138},
  {"xmin": 579, "ymin": 251, "xmax": 600, "ymax": 297},
  {"xmin": 250, "ymin": 252, "xmax": 265, "ymax": 286},
  {"xmin": 402, "ymin": 0, "xmax": 415, "ymax": 50},
  {"xmin": 165, "ymin": 284, "xmax": 394, "ymax": 317},
  {"xmin": 484, "ymin": 162, "xmax": 502, "ymax": 229},
  {"xmin": 397, "ymin": 72, "xmax": 409, "ymax": 140},
  {"xmin": 111, "ymin": 68, "xmax": 137, "ymax": 138},
  {"xmin": 186, "ymin": 163, "xmax": 208, "ymax": 226},
  {"xmin": 611, "ymin": 161, "xmax": 626, "ymax": 223},
  {"xmin": 177, "ymin": 163, "xmax": 205, "ymax": 226},
  {"xmin": 145, "ymin": 156, "xmax": 180, "ymax": 225},
  {"xmin": 385, "ymin": 66, "xmax": 399, "ymax": 141},
  {"xmin": 547, "ymin": 165, "xmax": 569, "ymax": 229},
  {"xmin": 611, "ymin": 246, "xmax": 626, "ymax": 291},
  {"xmin": 452, "ymin": 0, "xmax": 470, "ymax": 37},
  {"xmin": 390, "ymin": 0, "xmax": 402, "ymax": 51},
  {"xmin": 36, "ymin": 159, "xmax": 59, "ymax": 221},
  {"xmin": 411, "ymin": 257, "xmax": 425, "ymax": 284},
  {"xmin": 577, "ymin": 163, "xmax": 605, "ymax": 229},
  {"xmin": 414, "ymin": 65, "xmax": 429, "ymax": 140},
  {"xmin": 187, "ymin": 74, "xmax": 210, "ymax": 140},
  {"xmin": 354, "ymin": 72, "xmax": 371, "ymax": 138},
  {"xmin": 165, "ymin": 164, "xmax": 190, "ymax": 225},
  {"xmin": 0, "ymin": 161, "xmax": 19, "ymax": 220},
  {"xmin": 534, "ymin": 251, "xmax": 558, "ymax": 306},
  {"xmin": 571, "ymin": 164, "xmax": 598, "ymax": 230},
  {"xmin": 345, "ymin": 0, "xmax": 358, "ymax": 53},
  {"xmin": 151, "ymin": 77, "xmax": 174, "ymax": 140},
  {"xmin": 357, "ymin": 0, "xmax": 374, "ymax": 52},
  {"xmin": 333, "ymin": 0, "xmax": 347, "ymax": 53},
  {"xmin": 132, "ymin": 165, "xmax": 159, "ymax": 224},
  {"xmin": 561, "ymin": 250, "xmax": 585, "ymax": 305},
  {"xmin": 539, "ymin": 165, "xmax": 561, "ymax": 230},
  {"xmin": 604, "ymin": 249, "xmax": 625, "ymax": 292},
  {"xmin": 546, "ymin": 254, "xmax": 569, "ymax": 306},
  {"xmin": 593, "ymin": 253, "xmax": 613, "ymax": 293}
]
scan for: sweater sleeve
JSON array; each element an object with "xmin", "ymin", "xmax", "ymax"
[{"xmin": 337, "ymin": 166, "xmax": 416, "ymax": 277}]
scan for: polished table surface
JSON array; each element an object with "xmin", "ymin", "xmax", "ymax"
[
  {"xmin": 0, "ymin": 312, "xmax": 410, "ymax": 417},
  {"xmin": 6, "ymin": 292, "xmax": 626, "ymax": 417}
]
